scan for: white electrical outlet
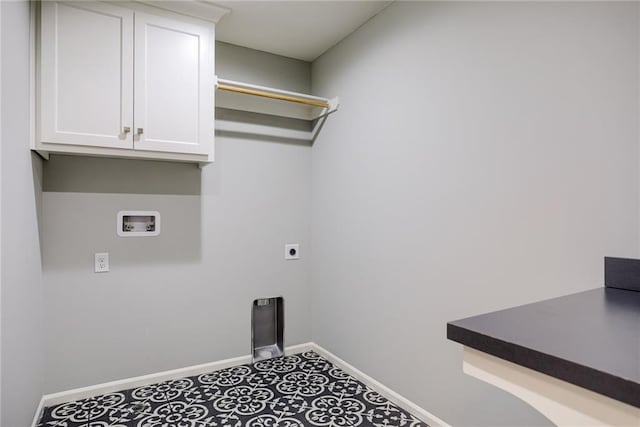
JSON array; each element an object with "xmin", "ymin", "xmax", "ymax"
[
  {"xmin": 94, "ymin": 253, "xmax": 109, "ymax": 273},
  {"xmin": 285, "ymin": 244, "xmax": 300, "ymax": 260}
]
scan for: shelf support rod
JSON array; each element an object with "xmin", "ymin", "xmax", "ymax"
[{"xmin": 216, "ymin": 82, "xmax": 330, "ymax": 109}]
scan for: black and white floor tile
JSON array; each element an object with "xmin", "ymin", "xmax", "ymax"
[{"xmin": 37, "ymin": 351, "xmax": 428, "ymax": 427}]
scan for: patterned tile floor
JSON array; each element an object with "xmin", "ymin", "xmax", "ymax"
[{"xmin": 37, "ymin": 351, "xmax": 428, "ymax": 427}]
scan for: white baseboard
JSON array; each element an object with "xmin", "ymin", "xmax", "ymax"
[
  {"xmin": 311, "ymin": 344, "xmax": 450, "ymax": 427},
  {"xmin": 31, "ymin": 396, "xmax": 46, "ymax": 427},
  {"xmin": 34, "ymin": 342, "xmax": 313, "ymax": 426},
  {"xmin": 33, "ymin": 341, "xmax": 448, "ymax": 427}
]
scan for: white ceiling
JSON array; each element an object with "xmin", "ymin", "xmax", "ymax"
[{"xmin": 210, "ymin": 1, "xmax": 392, "ymax": 62}]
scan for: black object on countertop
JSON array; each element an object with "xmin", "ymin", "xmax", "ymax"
[
  {"xmin": 447, "ymin": 287, "xmax": 640, "ymax": 409},
  {"xmin": 605, "ymin": 256, "xmax": 640, "ymax": 292}
]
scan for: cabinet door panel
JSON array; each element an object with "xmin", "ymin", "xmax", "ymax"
[
  {"xmin": 134, "ymin": 13, "xmax": 213, "ymax": 155},
  {"xmin": 40, "ymin": 2, "xmax": 134, "ymax": 148}
]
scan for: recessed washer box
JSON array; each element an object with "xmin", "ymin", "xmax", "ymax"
[{"xmin": 117, "ymin": 211, "xmax": 160, "ymax": 237}]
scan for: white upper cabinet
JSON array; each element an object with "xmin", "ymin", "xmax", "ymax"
[
  {"xmin": 133, "ymin": 12, "xmax": 213, "ymax": 155},
  {"xmin": 37, "ymin": 1, "xmax": 216, "ymax": 163},
  {"xmin": 40, "ymin": 2, "xmax": 134, "ymax": 149}
]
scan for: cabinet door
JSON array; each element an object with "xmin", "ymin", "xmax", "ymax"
[
  {"xmin": 133, "ymin": 12, "xmax": 214, "ymax": 155},
  {"xmin": 40, "ymin": 2, "xmax": 134, "ymax": 148}
]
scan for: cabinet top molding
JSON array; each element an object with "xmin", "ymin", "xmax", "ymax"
[{"xmin": 134, "ymin": 0, "xmax": 230, "ymax": 23}]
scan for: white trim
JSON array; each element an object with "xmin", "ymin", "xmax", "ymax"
[
  {"xmin": 134, "ymin": 0, "xmax": 229, "ymax": 24},
  {"xmin": 311, "ymin": 344, "xmax": 451, "ymax": 427},
  {"xmin": 283, "ymin": 342, "xmax": 314, "ymax": 356},
  {"xmin": 35, "ymin": 342, "xmax": 312, "ymax": 421},
  {"xmin": 32, "ymin": 342, "xmax": 451, "ymax": 427},
  {"xmin": 0, "ymin": 0, "xmax": 3, "ymax": 421},
  {"xmin": 33, "ymin": 142, "xmax": 212, "ymax": 164},
  {"xmin": 41, "ymin": 354, "xmax": 249, "ymax": 408},
  {"xmin": 31, "ymin": 397, "xmax": 45, "ymax": 427}
]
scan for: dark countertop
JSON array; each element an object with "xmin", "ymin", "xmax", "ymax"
[{"xmin": 447, "ymin": 287, "xmax": 640, "ymax": 409}]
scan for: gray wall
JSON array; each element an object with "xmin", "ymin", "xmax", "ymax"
[
  {"xmin": 1, "ymin": 3, "xmax": 3, "ymax": 420},
  {"xmin": 216, "ymin": 42, "xmax": 310, "ymax": 92},
  {"xmin": 42, "ymin": 42, "xmax": 313, "ymax": 392},
  {"xmin": 1, "ymin": 0, "xmax": 45, "ymax": 425},
  {"xmin": 311, "ymin": 2, "xmax": 639, "ymax": 426}
]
